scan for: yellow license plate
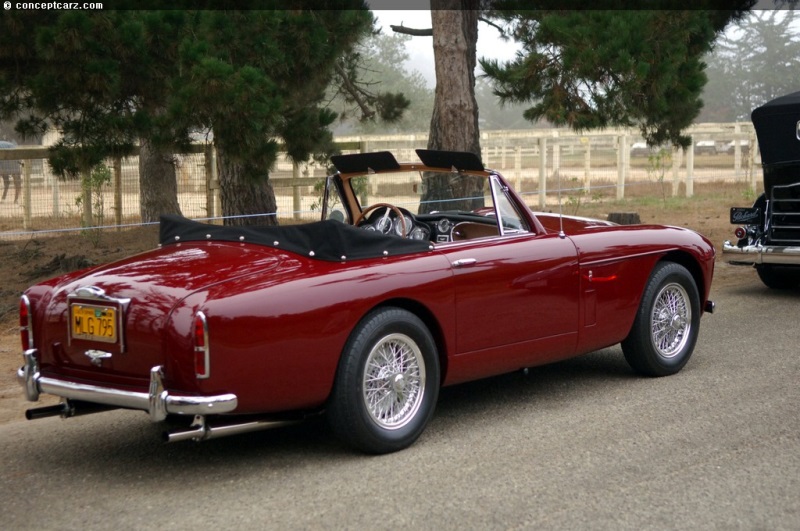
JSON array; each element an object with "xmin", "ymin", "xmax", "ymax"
[{"xmin": 70, "ymin": 304, "xmax": 118, "ymax": 344}]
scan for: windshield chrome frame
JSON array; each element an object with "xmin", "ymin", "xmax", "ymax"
[
  {"xmin": 488, "ymin": 174, "xmax": 504, "ymax": 236},
  {"xmin": 321, "ymin": 175, "xmax": 333, "ymax": 221}
]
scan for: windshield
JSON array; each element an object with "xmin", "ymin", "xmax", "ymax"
[{"xmin": 324, "ymin": 169, "xmax": 529, "ymax": 238}]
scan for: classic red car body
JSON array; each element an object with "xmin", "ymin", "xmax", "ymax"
[{"xmin": 19, "ymin": 150, "xmax": 715, "ymax": 453}]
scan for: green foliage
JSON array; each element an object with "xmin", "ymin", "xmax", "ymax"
[
  {"xmin": 0, "ymin": 10, "xmax": 187, "ymax": 175},
  {"xmin": 165, "ymin": 6, "xmax": 377, "ymax": 183},
  {"xmin": 75, "ymin": 162, "xmax": 112, "ymax": 245},
  {"xmin": 482, "ymin": 4, "xmax": 755, "ymax": 148},
  {"xmin": 741, "ymin": 186, "xmax": 757, "ymax": 202},
  {"xmin": 1, "ymin": 4, "xmax": 386, "ymax": 218}
]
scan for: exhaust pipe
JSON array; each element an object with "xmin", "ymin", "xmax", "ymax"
[
  {"xmin": 163, "ymin": 416, "xmax": 303, "ymax": 443},
  {"xmin": 25, "ymin": 403, "xmax": 70, "ymax": 420},
  {"xmin": 25, "ymin": 400, "xmax": 116, "ymax": 420}
]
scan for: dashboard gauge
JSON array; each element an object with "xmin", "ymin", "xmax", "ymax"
[
  {"xmin": 409, "ymin": 227, "xmax": 428, "ymax": 240},
  {"xmin": 394, "ymin": 215, "xmax": 413, "ymax": 236},
  {"xmin": 437, "ymin": 218, "xmax": 451, "ymax": 233}
]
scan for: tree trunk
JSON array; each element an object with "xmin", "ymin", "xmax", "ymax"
[
  {"xmin": 139, "ymin": 139, "xmax": 182, "ymax": 222},
  {"xmin": 427, "ymin": 2, "xmax": 480, "ymax": 154},
  {"xmin": 420, "ymin": 1, "xmax": 482, "ymax": 214},
  {"xmin": 216, "ymin": 145, "xmax": 278, "ymax": 226}
]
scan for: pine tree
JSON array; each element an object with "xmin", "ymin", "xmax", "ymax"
[
  {"xmin": 0, "ymin": 5, "xmax": 380, "ymax": 226},
  {"xmin": 481, "ymin": 5, "xmax": 755, "ymax": 148},
  {"xmin": 164, "ymin": 7, "xmax": 376, "ymax": 225}
]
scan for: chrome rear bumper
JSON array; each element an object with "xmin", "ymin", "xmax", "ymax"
[
  {"xmin": 17, "ymin": 349, "xmax": 238, "ymax": 422},
  {"xmin": 721, "ymin": 241, "xmax": 800, "ymax": 266}
]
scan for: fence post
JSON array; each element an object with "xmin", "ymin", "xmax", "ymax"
[
  {"xmin": 686, "ymin": 141, "xmax": 694, "ymax": 198},
  {"xmin": 51, "ymin": 164, "xmax": 60, "ymax": 218},
  {"xmin": 514, "ymin": 145, "xmax": 522, "ymax": 191},
  {"xmin": 292, "ymin": 161, "xmax": 301, "ymax": 220},
  {"xmin": 204, "ymin": 144, "xmax": 217, "ymax": 221},
  {"xmin": 538, "ymin": 137, "xmax": 547, "ymax": 210},
  {"xmin": 113, "ymin": 157, "xmax": 122, "ymax": 229},
  {"xmin": 617, "ymin": 136, "xmax": 627, "ymax": 200},
  {"xmin": 552, "ymin": 131, "xmax": 560, "ymax": 180},
  {"xmin": 23, "ymin": 159, "xmax": 32, "ymax": 230},
  {"xmin": 733, "ymin": 123, "xmax": 742, "ymax": 178},
  {"xmin": 671, "ymin": 146, "xmax": 681, "ymax": 197},
  {"xmin": 582, "ymin": 137, "xmax": 591, "ymax": 194},
  {"xmin": 81, "ymin": 168, "xmax": 93, "ymax": 228}
]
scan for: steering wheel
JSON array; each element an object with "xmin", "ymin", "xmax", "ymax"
[{"xmin": 354, "ymin": 203, "xmax": 408, "ymax": 238}]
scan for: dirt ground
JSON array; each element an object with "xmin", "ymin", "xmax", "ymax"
[{"xmin": 0, "ymin": 181, "xmax": 759, "ymax": 424}]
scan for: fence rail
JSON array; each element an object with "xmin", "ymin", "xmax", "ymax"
[{"xmin": 0, "ymin": 123, "xmax": 759, "ymax": 237}]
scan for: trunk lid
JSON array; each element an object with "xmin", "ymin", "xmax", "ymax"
[{"xmin": 36, "ymin": 241, "xmax": 282, "ymax": 383}]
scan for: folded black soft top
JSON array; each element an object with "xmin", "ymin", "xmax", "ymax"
[{"xmin": 159, "ymin": 215, "xmax": 431, "ymax": 262}]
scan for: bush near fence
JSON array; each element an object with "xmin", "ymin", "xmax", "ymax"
[{"xmin": 0, "ymin": 123, "xmax": 760, "ymax": 237}]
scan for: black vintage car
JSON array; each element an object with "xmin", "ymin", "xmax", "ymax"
[{"xmin": 723, "ymin": 91, "xmax": 800, "ymax": 289}]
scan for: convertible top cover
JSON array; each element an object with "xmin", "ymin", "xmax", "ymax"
[{"xmin": 159, "ymin": 215, "xmax": 431, "ymax": 261}]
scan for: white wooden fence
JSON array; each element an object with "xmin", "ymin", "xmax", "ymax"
[{"xmin": 0, "ymin": 123, "xmax": 759, "ymax": 236}]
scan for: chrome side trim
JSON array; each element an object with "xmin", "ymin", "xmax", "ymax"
[
  {"xmin": 17, "ymin": 350, "xmax": 237, "ymax": 422},
  {"xmin": 721, "ymin": 241, "xmax": 800, "ymax": 266}
]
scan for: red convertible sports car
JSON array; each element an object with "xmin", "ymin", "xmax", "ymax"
[{"xmin": 18, "ymin": 149, "xmax": 716, "ymax": 454}]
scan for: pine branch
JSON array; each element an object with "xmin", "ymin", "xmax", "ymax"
[
  {"xmin": 333, "ymin": 61, "xmax": 375, "ymax": 121},
  {"xmin": 389, "ymin": 25, "xmax": 433, "ymax": 37}
]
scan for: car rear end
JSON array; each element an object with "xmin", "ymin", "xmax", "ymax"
[
  {"xmin": 722, "ymin": 91, "xmax": 800, "ymax": 288},
  {"xmin": 16, "ymin": 241, "xmax": 283, "ymax": 424}
]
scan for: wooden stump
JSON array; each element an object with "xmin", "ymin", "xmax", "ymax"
[{"xmin": 607, "ymin": 212, "xmax": 641, "ymax": 225}]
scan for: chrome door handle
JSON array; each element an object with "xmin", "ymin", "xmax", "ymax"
[{"xmin": 452, "ymin": 258, "xmax": 477, "ymax": 268}]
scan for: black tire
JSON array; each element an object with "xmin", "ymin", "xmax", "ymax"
[
  {"xmin": 328, "ymin": 307, "xmax": 440, "ymax": 454},
  {"xmin": 622, "ymin": 262, "xmax": 701, "ymax": 377},
  {"xmin": 756, "ymin": 265, "xmax": 800, "ymax": 290}
]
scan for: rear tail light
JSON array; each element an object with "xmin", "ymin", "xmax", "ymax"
[
  {"xmin": 20, "ymin": 295, "xmax": 33, "ymax": 351},
  {"xmin": 194, "ymin": 311, "xmax": 210, "ymax": 379},
  {"xmin": 734, "ymin": 227, "xmax": 747, "ymax": 239}
]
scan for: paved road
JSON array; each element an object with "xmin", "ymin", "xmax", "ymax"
[{"xmin": 1, "ymin": 275, "xmax": 798, "ymax": 530}]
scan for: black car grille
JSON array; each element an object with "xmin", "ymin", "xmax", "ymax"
[{"xmin": 768, "ymin": 182, "xmax": 800, "ymax": 244}]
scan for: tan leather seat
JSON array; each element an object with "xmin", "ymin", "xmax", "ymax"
[{"xmin": 451, "ymin": 222, "xmax": 499, "ymax": 241}]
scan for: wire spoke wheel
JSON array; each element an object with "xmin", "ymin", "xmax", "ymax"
[
  {"xmin": 363, "ymin": 333, "xmax": 425, "ymax": 430},
  {"xmin": 622, "ymin": 262, "xmax": 701, "ymax": 377},
  {"xmin": 328, "ymin": 307, "xmax": 439, "ymax": 454},
  {"xmin": 650, "ymin": 283, "xmax": 691, "ymax": 359}
]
